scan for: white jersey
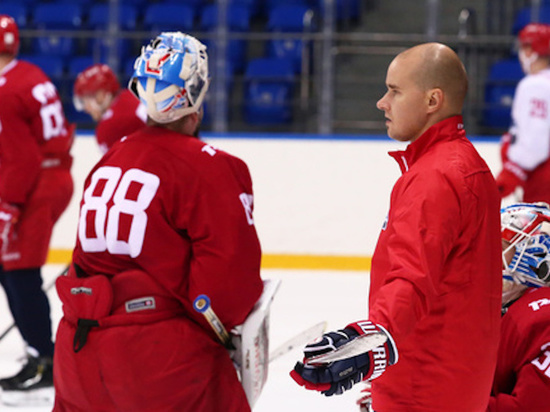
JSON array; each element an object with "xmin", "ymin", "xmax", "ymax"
[{"xmin": 509, "ymin": 68, "xmax": 550, "ymax": 171}]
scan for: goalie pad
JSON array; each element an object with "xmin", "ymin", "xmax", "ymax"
[{"xmin": 231, "ymin": 278, "xmax": 281, "ymax": 408}]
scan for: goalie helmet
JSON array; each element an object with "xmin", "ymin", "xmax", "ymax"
[
  {"xmin": 519, "ymin": 23, "xmax": 550, "ymax": 56},
  {"xmin": 0, "ymin": 15, "xmax": 19, "ymax": 56},
  {"xmin": 129, "ymin": 32, "xmax": 209, "ymax": 123},
  {"xmin": 501, "ymin": 203, "xmax": 550, "ymax": 294},
  {"xmin": 73, "ymin": 64, "xmax": 120, "ymax": 112}
]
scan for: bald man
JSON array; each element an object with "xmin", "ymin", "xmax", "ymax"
[{"xmin": 291, "ymin": 43, "xmax": 502, "ymax": 411}]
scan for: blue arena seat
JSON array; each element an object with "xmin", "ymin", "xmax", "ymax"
[
  {"xmin": 88, "ymin": 4, "xmax": 138, "ymax": 31},
  {"xmin": 266, "ymin": 5, "xmax": 315, "ymax": 73},
  {"xmin": 313, "ymin": 0, "xmax": 361, "ymax": 22},
  {"xmin": 87, "ymin": 4, "xmax": 138, "ymax": 62},
  {"xmin": 32, "ymin": 3, "xmax": 83, "ymax": 57},
  {"xmin": 200, "ymin": 4, "xmax": 251, "ymax": 72},
  {"xmin": 0, "ymin": 3, "xmax": 29, "ymax": 29},
  {"xmin": 483, "ymin": 58, "xmax": 524, "ymax": 129},
  {"xmin": 67, "ymin": 56, "xmax": 95, "ymax": 79},
  {"xmin": 143, "ymin": 4, "xmax": 195, "ymax": 33},
  {"xmin": 243, "ymin": 57, "xmax": 295, "ymax": 124},
  {"xmin": 512, "ymin": 6, "xmax": 550, "ymax": 34},
  {"xmin": 19, "ymin": 54, "xmax": 65, "ymax": 83}
]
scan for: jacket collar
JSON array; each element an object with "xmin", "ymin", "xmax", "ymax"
[{"xmin": 388, "ymin": 115, "xmax": 465, "ymax": 174}]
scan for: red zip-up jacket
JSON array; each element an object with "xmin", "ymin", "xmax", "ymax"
[{"xmin": 369, "ymin": 116, "xmax": 502, "ymax": 411}]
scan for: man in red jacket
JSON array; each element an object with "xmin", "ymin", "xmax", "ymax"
[
  {"xmin": 488, "ymin": 202, "xmax": 550, "ymax": 411},
  {"xmin": 73, "ymin": 63, "xmax": 146, "ymax": 154},
  {"xmin": 0, "ymin": 15, "xmax": 74, "ymax": 406},
  {"xmin": 53, "ymin": 32, "xmax": 263, "ymax": 411},
  {"xmin": 291, "ymin": 43, "xmax": 502, "ymax": 411}
]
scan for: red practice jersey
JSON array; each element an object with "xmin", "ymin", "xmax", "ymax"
[
  {"xmin": 95, "ymin": 89, "xmax": 146, "ymax": 154},
  {"xmin": 73, "ymin": 125, "xmax": 263, "ymax": 335},
  {"xmin": 488, "ymin": 287, "xmax": 550, "ymax": 411},
  {"xmin": 369, "ymin": 116, "xmax": 502, "ymax": 412},
  {"xmin": 0, "ymin": 59, "xmax": 73, "ymax": 205},
  {"xmin": 55, "ymin": 126, "xmax": 263, "ymax": 411}
]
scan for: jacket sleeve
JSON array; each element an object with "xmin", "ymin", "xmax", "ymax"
[
  {"xmin": 369, "ymin": 169, "xmax": 464, "ymax": 339},
  {"xmin": 0, "ymin": 92, "xmax": 42, "ymax": 205}
]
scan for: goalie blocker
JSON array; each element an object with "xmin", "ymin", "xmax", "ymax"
[{"xmin": 194, "ymin": 279, "xmax": 281, "ymax": 408}]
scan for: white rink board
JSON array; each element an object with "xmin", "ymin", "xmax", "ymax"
[{"xmin": 50, "ymin": 133, "xmax": 502, "ymax": 257}]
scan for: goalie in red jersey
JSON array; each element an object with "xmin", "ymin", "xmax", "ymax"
[
  {"xmin": 53, "ymin": 32, "xmax": 263, "ymax": 412},
  {"xmin": 0, "ymin": 14, "xmax": 74, "ymax": 406},
  {"xmin": 487, "ymin": 202, "xmax": 550, "ymax": 411},
  {"xmin": 73, "ymin": 63, "xmax": 146, "ymax": 154}
]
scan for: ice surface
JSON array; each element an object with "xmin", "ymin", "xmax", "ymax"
[{"xmin": 0, "ymin": 265, "xmax": 370, "ymax": 411}]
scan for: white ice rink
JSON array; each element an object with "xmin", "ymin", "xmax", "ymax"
[{"xmin": 0, "ymin": 264, "xmax": 370, "ymax": 412}]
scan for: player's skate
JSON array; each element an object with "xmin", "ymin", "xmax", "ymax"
[{"xmin": 0, "ymin": 348, "xmax": 54, "ymax": 407}]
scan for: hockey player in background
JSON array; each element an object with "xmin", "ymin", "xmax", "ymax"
[
  {"xmin": 0, "ymin": 15, "xmax": 74, "ymax": 406},
  {"xmin": 291, "ymin": 43, "xmax": 502, "ymax": 411},
  {"xmin": 496, "ymin": 23, "xmax": 550, "ymax": 203},
  {"xmin": 53, "ymin": 32, "xmax": 263, "ymax": 411},
  {"xmin": 488, "ymin": 202, "xmax": 550, "ymax": 411},
  {"xmin": 73, "ymin": 63, "xmax": 146, "ymax": 154}
]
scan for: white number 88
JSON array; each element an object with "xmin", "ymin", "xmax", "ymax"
[{"xmin": 78, "ymin": 166, "xmax": 160, "ymax": 258}]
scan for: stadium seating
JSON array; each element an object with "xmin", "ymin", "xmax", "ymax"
[
  {"xmin": 32, "ymin": 3, "xmax": 83, "ymax": 58},
  {"xmin": 266, "ymin": 5, "xmax": 315, "ymax": 73},
  {"xmin": 19, "ymin": 54, "xmax": 65, "ymax": 90},
  {"xmin": 512, "ymin": 5, "xmax": 550, "ymax": 34},
  {"xmin": 313, "ymin": 0, "xmax": 361, "ymax": 22},
  {"xmin": 143, "ymin": 4, "xmax": 195, "ymax": 33},
  {"xmin": 243, "ymin": 57, "xmax": 295, "ymax": 124},
  {"xmin": 200, "ymin": 4, "xmax": 251, "ymax": 72},
  {"xmin": 483, "ymin": 57, "xmax": 524, "ymax": 129},
  {"xmin": 87, "ymin": 3, "xmax": 138, "ymax": 63},
  {"xmin": 0, "ymin": 3, "xmax": 28, "ymax": 28}
]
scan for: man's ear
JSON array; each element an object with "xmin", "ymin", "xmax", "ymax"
[{"xmin": 427, "ymin": 88, "xmax": 443, "ymax": 113}]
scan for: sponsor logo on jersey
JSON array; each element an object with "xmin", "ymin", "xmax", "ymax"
[
  {"xmin": 70, "ymin": 287, "xmax": 92, "ymax": 295},
  {"xmin": 125, "ymin": 296, "xmax": 156, "ymax": 313}
]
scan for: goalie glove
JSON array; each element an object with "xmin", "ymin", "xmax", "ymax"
[
  {"xmin": 496, "ymin": 160, "xmax": 527, "ymax": 198},
  {"xmin": 290, "ymin": 320, "xmax": 397, "ymax": 397}
]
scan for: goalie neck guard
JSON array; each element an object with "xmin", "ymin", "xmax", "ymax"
[
  {"xmin": 129, "ymin": 32, "xmax": 209, "ymax": 124},
  {"xmin": 501, "ymin": 202, "xmax": 550, "ymax": 289}
]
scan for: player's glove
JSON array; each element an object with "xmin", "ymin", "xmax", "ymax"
[
  {"xmin": 0, "ymin": 201, "xmax": 20, "ymax": 249},
  {"xmin": 290, "ymin": 320, "xmax": 397, "ymax": 397},
  {"xmin": 496, "ymin": 160, "xmax": 527, "ymax": 198}
]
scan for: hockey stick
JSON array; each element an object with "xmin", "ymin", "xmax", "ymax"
[
  {"xmin": 0, "ymin": 263, "xmax": 70, "ymax": 342},
  {"xmin": 306, "ymin": 331, "xmax": 388, "ymax": 364},
  {"xmin": 193, "ymin": 294, "xmax": 233, "ymax": 347},
  {"xmin": 269, "ymin": 321, "xmax": 327, "ymax": 362}
]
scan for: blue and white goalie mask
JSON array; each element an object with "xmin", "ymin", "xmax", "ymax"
[
  {"xmin": 501, "ymin": 203, "xmax": 550, "ymax": 293},
  {"xmin": 129, "ymin": 32, "xmax": 209, "ymax": 123}
]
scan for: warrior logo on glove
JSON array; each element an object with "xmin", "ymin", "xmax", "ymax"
[{"xmin": 290, "ymin": 320, "xmax": 397, "ymax": 396}]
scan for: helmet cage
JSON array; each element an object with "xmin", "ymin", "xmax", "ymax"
[
  {"xmin": 501, "ymin": 203, "xmax": 550, "ymax": 288},
  {"xmin": 129, "ymin": 32, "xmax": 209, "ymax": 123}
]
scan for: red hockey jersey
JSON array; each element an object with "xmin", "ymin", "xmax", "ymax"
[
  {"xmin": 369, "ymin": 116, "xmax": 502, "ymax": 411},
  {"xmin": 95, "ymin": 89, "xmax": 146, "ymax": 154},
  {"xmin": 55, "ymin": 126, "xmax": 262, "ymax": 411},
  {"xmin": 488, "ymin": 287, "xmax": 550, "ymax": 411},
  {"xmin": 0, "ymin": 59, "xmax": 73, "ymax": 204}
]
